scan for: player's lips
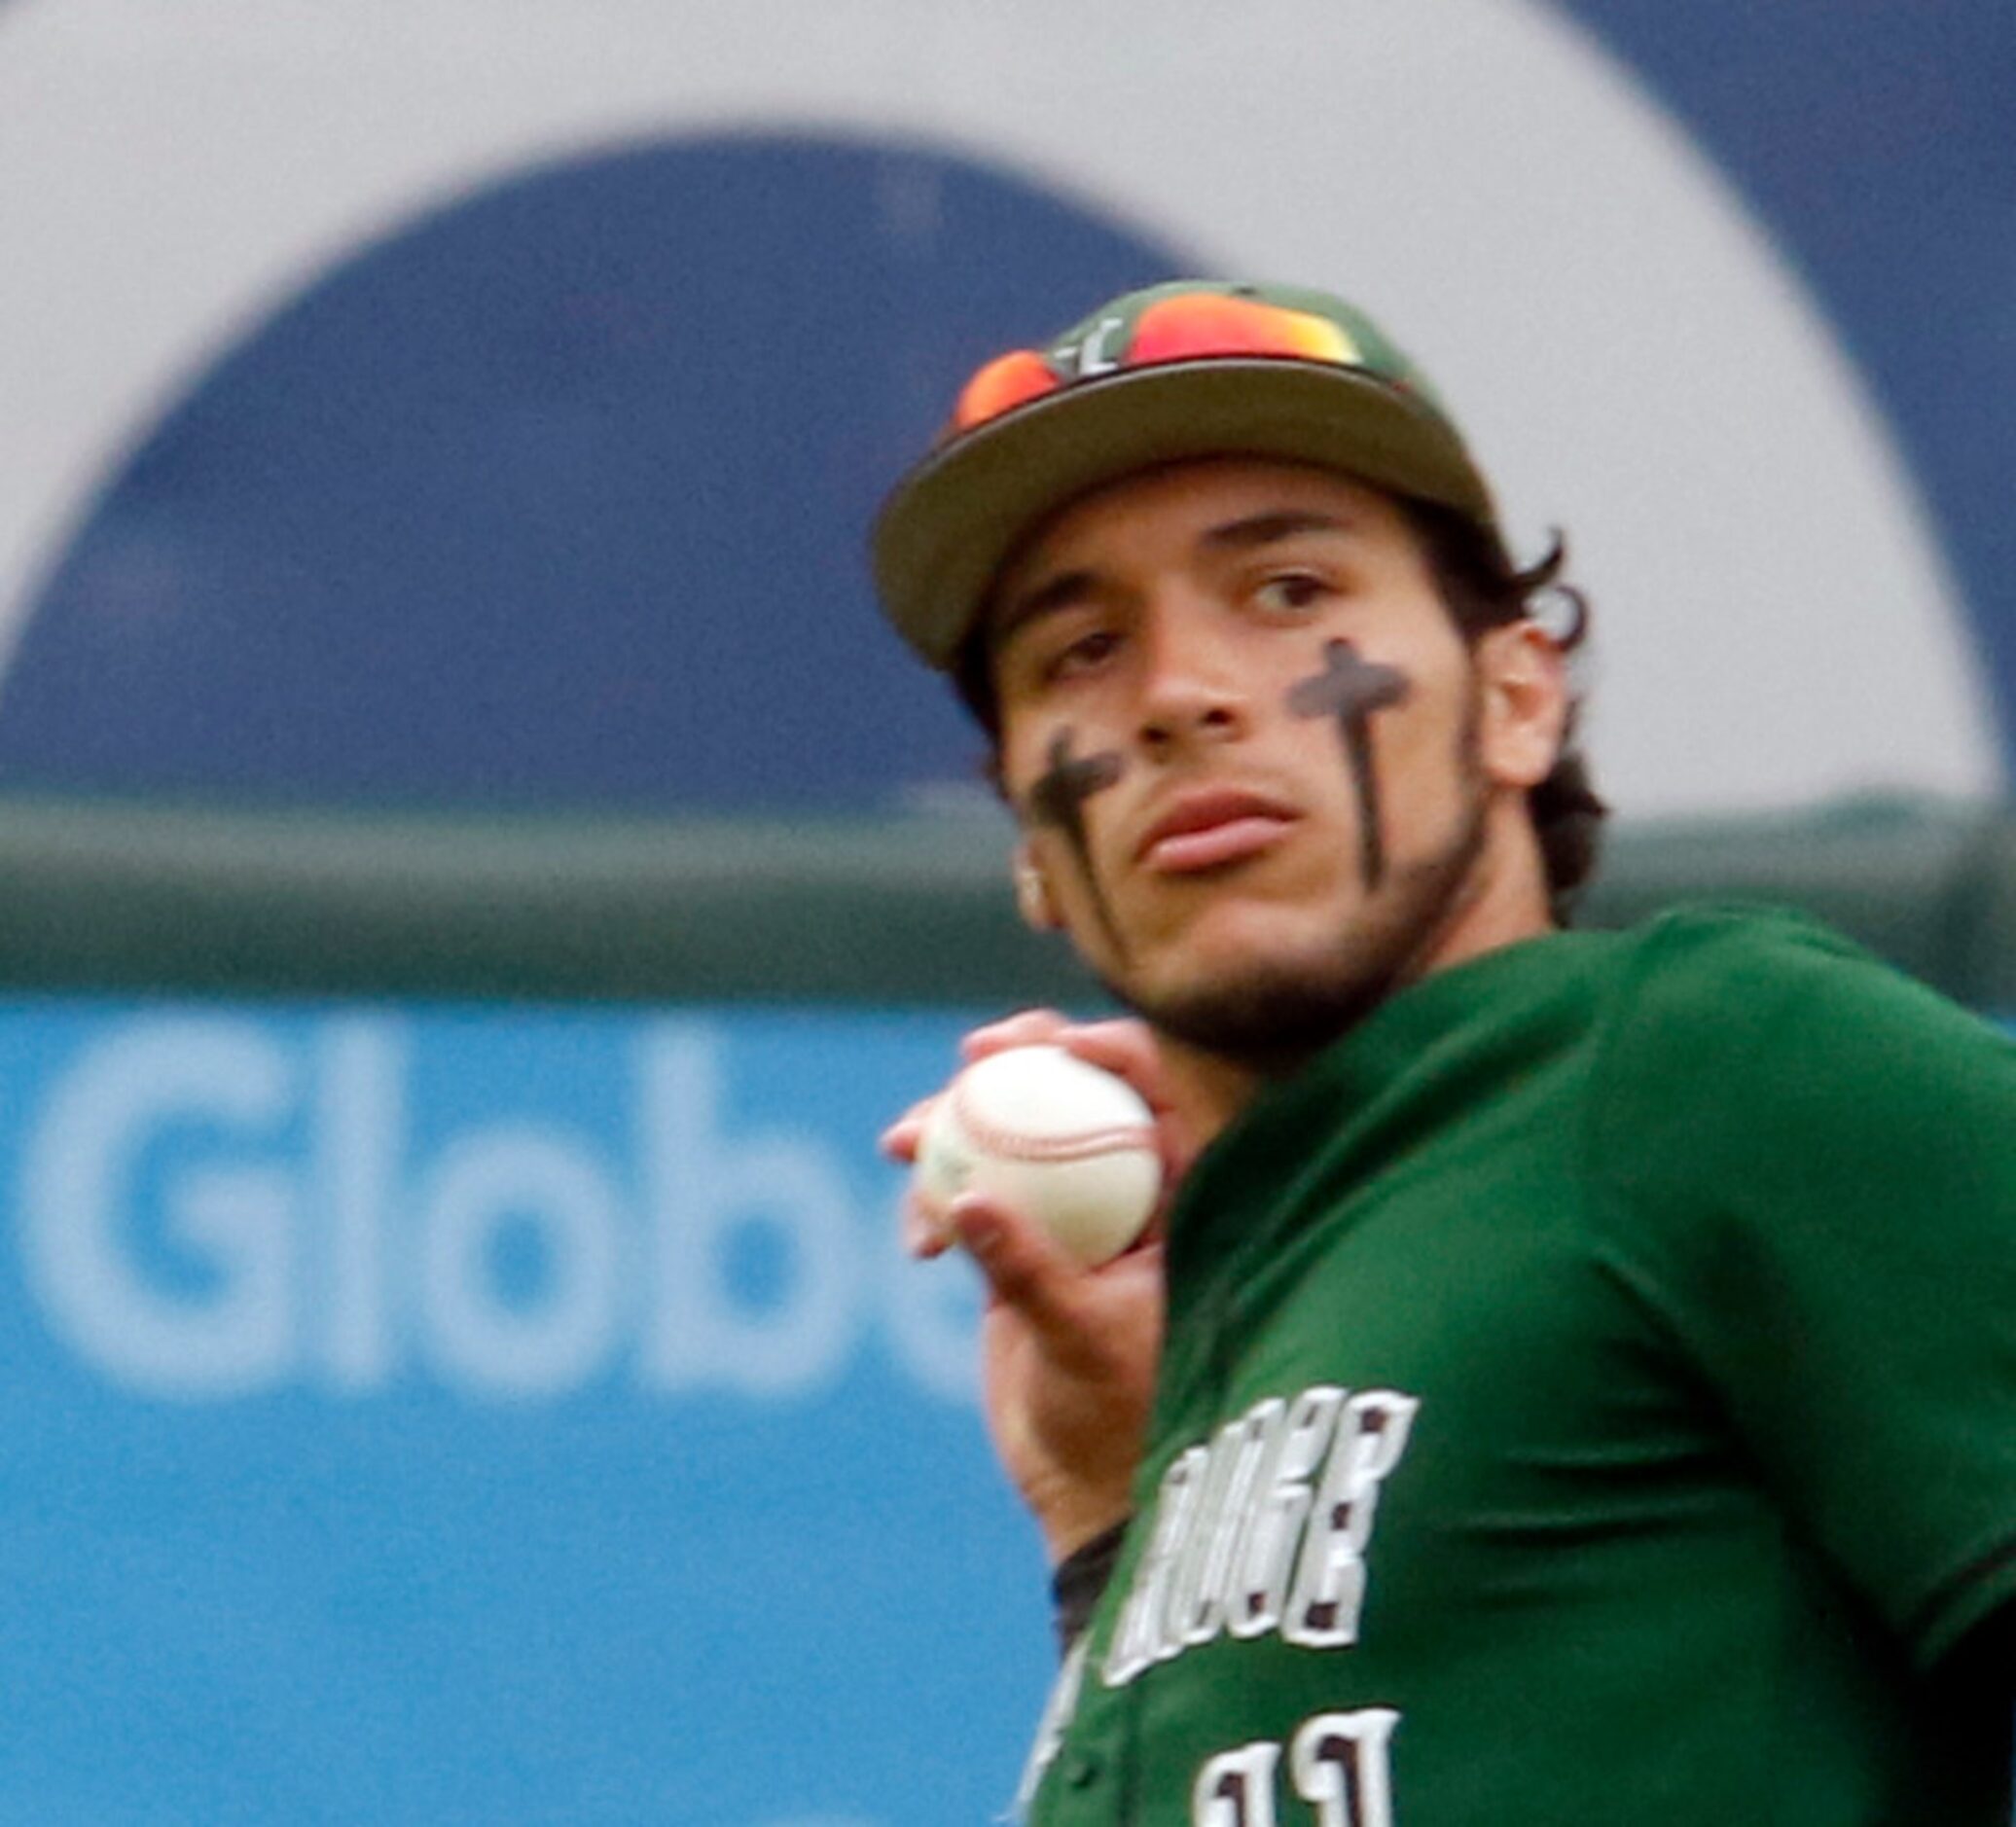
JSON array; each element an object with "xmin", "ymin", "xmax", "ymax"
[{"xmin": 1134, "ymin": 789, "xmax": 1301, "ymax": 874}]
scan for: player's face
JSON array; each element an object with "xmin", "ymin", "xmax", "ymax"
[{"xmin": 987, "ymin": 458, "xmax": 1564, "ymax": 1060}]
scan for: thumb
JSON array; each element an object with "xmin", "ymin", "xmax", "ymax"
[{"xmin": 949, "ymin": 1195, "xmax": 1091, "ymax": 1341}]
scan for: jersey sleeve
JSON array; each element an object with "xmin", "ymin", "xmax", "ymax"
[{"xmin": 1591, "ymin": 908, "xmax": 2016, "ymax": 1672}]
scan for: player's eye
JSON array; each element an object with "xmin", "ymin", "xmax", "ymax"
[
  {"xmin": 1043, "ymin": 627, "xmax": 1123, "ymax": 682},
  {"xmin": 1250, "ymin": 571, "xmax": 1332, "ymax": 617}
]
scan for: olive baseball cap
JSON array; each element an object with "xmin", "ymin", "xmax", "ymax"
[{"xmin": 872, "ymin": 279, "xmax": 1505, "ymax": 669}]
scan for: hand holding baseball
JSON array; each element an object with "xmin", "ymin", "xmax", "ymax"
[
  {"xmin": 913, "ymin": 1044, "xmax": 1162, "ymax": 1267},
  {"xmin": 882, "ymin": 1011, "xmax": 1192, "ymax": 1561}
]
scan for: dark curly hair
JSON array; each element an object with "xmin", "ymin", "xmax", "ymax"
[
  {"xmin": 951, "ymin": 497, "xmax": 1607, "ymax": 925},
  {"xmin": 1399, "ymin": 502, "xmax": 1606, "ymax": 924}
]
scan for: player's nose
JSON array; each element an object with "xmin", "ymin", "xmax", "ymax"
[{"xmin": 1134, "ymin": 598, "xmax": 1251, "ymax": 752}]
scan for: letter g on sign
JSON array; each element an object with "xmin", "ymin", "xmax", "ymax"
[{"xmin": 21, "ymin": 1019, "xmax": 299, "ymax": 1398}]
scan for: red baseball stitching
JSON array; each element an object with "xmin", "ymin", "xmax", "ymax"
[{"xmin": 950, "ymin": 1076, "xmax": 1156, "ymax": 1164}]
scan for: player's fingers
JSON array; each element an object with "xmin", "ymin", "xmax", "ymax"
[
  {"xmin": 878, "ymin": 1096, "xmax": 936, "ymax": 1163},
  {"xmin": 884, "ymin": 1095, "xmax": 953, "ymax": 1257},
  {"xmin": 900, "ymin": 1190, "xmax": 956, "ymax": 1260},
  {"xmin": 1047, "ymin": 1019, "xmax": 1169, "ymax": 1101},
  {"xmin": 958, "ymin": 1008, "xmax": 1073, "ymax": 1060},
  {"xmin": 949, "ymin": 1194, "xmax": 1097, "ymax": 1342}
]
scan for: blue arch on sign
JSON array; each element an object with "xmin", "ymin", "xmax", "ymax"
[
  {"xmin": 1562, "ymin": 0, "xmax": 2016, "ymax": 775},
  {"xmin": 2, "ymin": 135, "xmax": 1186, "ymax": 809}
]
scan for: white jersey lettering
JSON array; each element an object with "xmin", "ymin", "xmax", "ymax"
[
  {"xmin": 1192, "ymin": 1739, "xmax": 1281, "ymax": 1827},
  {"xmin": 1102, "ymin": 1382, "xmax": 1417, "ymax": 1685},
  {"xmin": 1290, "ymin": 1707, "xmax": 1400, "ymax": 1827},
  {"xmin": 1105, "ymin": 1444, "xmax": 1209, "ymax": 1683},
  {"xmin": 1227, "ymin": 1385, "xmax": 1343, "ymax": 1639},
  {"xmin": 1284, "ymin": 1390, "xmax": 1418, "ymax": 1649}
]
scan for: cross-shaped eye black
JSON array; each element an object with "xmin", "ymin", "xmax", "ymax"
[
  {"xmin": 1025, "ymin": 727, "xmax": 1127, "ymax": 952},
  {"xmin": 1287, "ymin": 638, "xmax": 1413, "ymax": 888},
  {"xmin": 1027, "ymin": 729, "xmax": 1124, "ymax": 842}
]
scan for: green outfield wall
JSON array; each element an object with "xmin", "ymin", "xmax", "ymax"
[{"xmin": 0, "ymin": 794, "xmax": 2010, "ymax": 1010}]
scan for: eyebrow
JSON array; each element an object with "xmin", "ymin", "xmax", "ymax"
[
  {"xmin": 990, "ymin": 510, "xmax": 1358, "ymax": 654},
  {"xmin": 1198, "ymin": 509, "xmax": 1354, "ymax": 552},
  {"xmin": 990, "ymin": 567, "xmax": 1099, "ymax": 655}
]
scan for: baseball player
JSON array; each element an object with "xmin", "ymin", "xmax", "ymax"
[{"xmin": 873, "ymin": 280, "xmax": 2016, "ymax": 1825}]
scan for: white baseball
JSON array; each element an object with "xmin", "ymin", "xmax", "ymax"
[{"xmin": 914, "ymin": 1044, "xmax": 1162, "ymax": 1267}]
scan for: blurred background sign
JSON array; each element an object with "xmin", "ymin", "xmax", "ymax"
[
  {"xmin": 1, "ymin": 0, "xmax": 2009, "ymax": 821},
  {"xmin": 0, "ymin": 1000, "xmax": 1031, "ymax": 1826},
  {"xmin": 0, "ymin": 2, "xmax": 2009, "ymax": 1822}
]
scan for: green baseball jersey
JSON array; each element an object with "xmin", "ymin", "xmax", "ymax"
[{"xmin": 1020, "ymin": 907, "xmax": 2016, "ymax": 1826}]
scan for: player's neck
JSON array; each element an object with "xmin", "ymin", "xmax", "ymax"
[
  {"xmin": 1411, "ymin": 800, "xmax": 1559, "ymax": 982},
  {"xmin": 1154, "ymin": 808, "xmax": 1559, "ymax": 1142}
]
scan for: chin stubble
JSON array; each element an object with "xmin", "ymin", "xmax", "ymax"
[{"xmin": 1101, "ymin": 710, "xmax": 1492, "ymax": 1073}]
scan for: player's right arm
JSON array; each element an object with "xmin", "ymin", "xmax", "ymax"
[{"xmin": 882, "ymin": 1011, "xmax": 1200, "ymax": 1569}]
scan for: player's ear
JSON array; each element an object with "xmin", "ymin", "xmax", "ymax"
[
  {"xmin": 1012, "ymin": 842, "xmax": 1061, "ymax": 931},
  {"xmin": 1475, "ymin": 621, "xmax": 1568, "ymax": 791}
]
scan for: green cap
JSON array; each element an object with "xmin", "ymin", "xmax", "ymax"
[{"xmin": 872, "ymin": 279, "xmax": 1503, "ymax": 669}]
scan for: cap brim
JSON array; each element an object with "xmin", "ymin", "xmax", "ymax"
[{"xmin": 872, "ymin": 357, "xmax": 1496, "ymax": 668}]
